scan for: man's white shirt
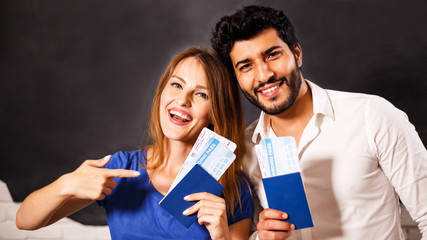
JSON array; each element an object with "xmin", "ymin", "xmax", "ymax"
[{"xmin": 245, "ymin": 80, "xmax": 427, "ymax": 239}]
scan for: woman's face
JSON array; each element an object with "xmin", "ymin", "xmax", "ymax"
[{"xmin": 159, "ymin": 57, "xmax": 211, "ymax": 144}]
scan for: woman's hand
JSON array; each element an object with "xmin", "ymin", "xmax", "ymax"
[
  {"xmin": 16, "ymin": 155, "xmax": 140, "ymax": 230},
  {"xmin": 183, "ymin": 192, "xmax": 231, "ymax": 240},
  {"xmin": 60, "ymin": 155, "xmax": 140, "ymax": 200}
]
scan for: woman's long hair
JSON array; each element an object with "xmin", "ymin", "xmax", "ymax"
[{"xmin": 146, "ymin": 47, "xmax": 246, "ymax": 215}]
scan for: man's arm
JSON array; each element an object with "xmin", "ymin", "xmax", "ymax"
[{"xmin": 367, "ymin": 96, "xmax": 427, "ymax": 237}]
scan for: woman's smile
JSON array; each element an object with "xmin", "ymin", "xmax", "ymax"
[{"xmin": 168, "ymin": 107, "xmax": 193, "ymax": 125}]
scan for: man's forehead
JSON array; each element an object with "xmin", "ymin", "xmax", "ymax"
[{"xmin": 229, "ymin": 29, "xmax": 287, "ymax": 61}]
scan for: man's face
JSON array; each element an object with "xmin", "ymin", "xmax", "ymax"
[{"xmin": 229, "ymin": 28, "xmax": 303, "ymax": 115}]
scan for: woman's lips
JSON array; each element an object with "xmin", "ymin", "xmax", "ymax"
[{"xmin": 168, "ymin": 108, "xmax": 192, "ymax": 126}]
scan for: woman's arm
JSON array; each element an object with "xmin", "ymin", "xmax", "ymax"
[
  {"xmin": 16, "ymin": 156, "xmax": 140, "ymax": 230},
  {"xmin": 229, "ymin": 218, "xmax": 252, "ymax": 240},
  {"xmin": 16, "ymin": 174, "xmax": 95, "ymax": 230}
]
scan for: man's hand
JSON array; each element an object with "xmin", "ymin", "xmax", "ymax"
[{"xmin": 257, "ymin": 208, "xmax": 295, "ymax": 240}]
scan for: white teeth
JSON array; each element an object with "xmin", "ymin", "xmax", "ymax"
[
  {"xmin": 170, "ymin": 110, "xmax": 191, "ymax": 121},
  {"xmin": 261, "ymin": 85, "xmax": 278, "ymax": 93}
]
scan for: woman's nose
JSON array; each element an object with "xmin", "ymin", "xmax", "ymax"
[{"xmin": 177, "ymin": 92, "xmax": 191, "ymax": 107}]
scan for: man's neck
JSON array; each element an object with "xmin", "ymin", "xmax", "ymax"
[{"xmin": 268, "ymin": 80, "xmax": 313, "ymax": 146}]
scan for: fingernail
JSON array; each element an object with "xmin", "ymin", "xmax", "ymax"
[
  {"xmin": 282, "ymin": 213, "xmax": 288, "ymax": 219},
  {"xmin": 183, "ymin": 195, "xmax": 190, "ymax": 201},
  {"xmin": 291, "ymin": 224, "xmax": 296, "ymax": 230},
  {"xmin": 182, "ymin": 209, "xmax": 189, "ymax": 215},
  {"xmin": 103, "ymin": 155, "xmax": 111, "ymax": 161},
  {"xmin": 133, "ymin": 171, "xmax": 140, "ymax": 176}
]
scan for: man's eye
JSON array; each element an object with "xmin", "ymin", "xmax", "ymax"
[
  {"xmin": 239, "ymin": 64, "xmax": 251, "ymax": 71},
  {"xmin": 196, "ymin": 92, "xmax": 209, "ymax": 99},
  {"xmin": 267, "ymin": 51, "xmax": 281, "ymax": 59},
  {"xmin": 171, "ymin": 82, "xmax": 183, "ymax": 89}
]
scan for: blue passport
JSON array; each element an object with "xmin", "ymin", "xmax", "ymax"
[
  {"xmin": 262, "ymin": 172, "xmax": 313, "ymax": 229},
  {"xmin": 159, "ymin": 164, "xmax": 224, "ymax": 228}
]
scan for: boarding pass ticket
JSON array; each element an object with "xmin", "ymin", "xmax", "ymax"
[
  {"xmin": 255, "ymin": 136, "xmax": 301, "ymax": 178},
  {"xmin": 165, "ymin": 127, "xmax": 236, "ymax": 196}
]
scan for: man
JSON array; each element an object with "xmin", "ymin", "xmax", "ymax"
[{"xmin": 211, "ymin": 5, "xmax": 427, "ymax": 240}]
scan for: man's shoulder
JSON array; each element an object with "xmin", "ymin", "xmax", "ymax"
[
  {"xmin": 309, "ymin": 80, "xmax": 385, "ymax": 103},
  {"xmin": 325, "ymin": 88, "xmax": 373, "ymax": 99},
  {"xmin": 324, "ymin": 88, "xmax": 392, "ymax": 109},
  {"xmin": 322, "ymin": 88, "xmax": 408, "ymax": 123}
]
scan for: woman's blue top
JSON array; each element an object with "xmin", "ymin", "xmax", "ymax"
[{"xmin": 98, "ymin": 150, "xmax": 254, "ymax": 240}]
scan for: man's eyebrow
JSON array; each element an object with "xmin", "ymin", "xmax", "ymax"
[
  {"xmin": 262, "ymin": 46, "xmax": 282, "ymax": 57},
  {"xmin": 234, "ymin": 46, "xmax": 283, "ymax": 69},
  {"xmin": 234, "ymin": 58, "xmax": 250, "ymax": 69}
]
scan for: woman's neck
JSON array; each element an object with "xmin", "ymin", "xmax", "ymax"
[
  {"xmin": 148, "ymin": 139, "xmax": 194, "ymax": 195},
  {"xmin": 161, "ymin": 140, "xmax": 193, "ymax": 177}
]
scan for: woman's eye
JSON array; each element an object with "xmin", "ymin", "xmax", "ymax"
[
  {"xmin": 196, "ymin": 92, "xmax": 209, "ymax": 99},
  {"xmin": 171, "ymin": 82, "xmax": 182, "ymax": 89}
]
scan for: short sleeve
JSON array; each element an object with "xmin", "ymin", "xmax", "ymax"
[
  {"xmin": 97, "ymin": 150, "xmax": 143, "ymax": 207},
  {"xmin": 227, "ymin": 177, "xmax": 254, "ymax": 225}
]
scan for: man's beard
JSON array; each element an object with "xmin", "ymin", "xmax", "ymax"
[{"xmin": 242, "ymin": 68, "xmax": 302, "ymax": 115}]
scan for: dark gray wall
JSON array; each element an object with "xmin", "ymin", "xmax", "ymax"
[{"xmin": 1, "ymin": 0, "xmax": 426, "ymax": 225}]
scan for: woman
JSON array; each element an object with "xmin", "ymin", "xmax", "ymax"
[{"xmin": 16, "ymin": 47, "xmax": 254, "ymax": 239}]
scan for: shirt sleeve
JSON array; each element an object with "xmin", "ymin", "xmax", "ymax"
[
  {"xmin": 96, "ymin": 150, "xmax": 141, "ymax": 207},
  {"xmin": 227, "ymin": 177, "xmax": 255, "ymax": 225},
  {"xmin": 366, "ymin": 96, "xmax": 427, "ymax": 237}
]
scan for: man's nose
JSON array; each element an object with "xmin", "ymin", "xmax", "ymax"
[{"xmin": 255, "ymin": 62, "xmax": 273, "ymax": 83}]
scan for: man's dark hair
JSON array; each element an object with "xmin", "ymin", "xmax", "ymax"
[{"xmin": 211, "ymin": 5, "xmax": 299, "ymax": 72}]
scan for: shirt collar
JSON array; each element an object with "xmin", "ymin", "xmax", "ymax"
[
  {"xmin": 251, "ymin": 111, "xmax": 269, "ymax": 144},
  {"xmin": 307, "ymin": 80, "xmax": 334, "ymax": 121},
  {"xmin": 251, "ymin": 79, "xmax": 334, "ymax": 144}
]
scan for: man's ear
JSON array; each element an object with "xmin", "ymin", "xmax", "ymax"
[{"xmin": 294, "ymin": 44, "xmax": 303, "ymax": 68}]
